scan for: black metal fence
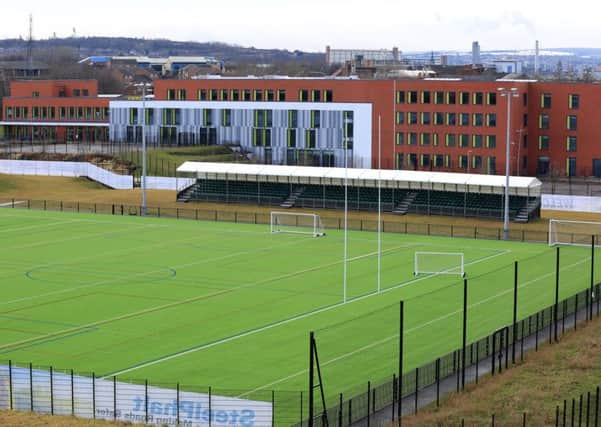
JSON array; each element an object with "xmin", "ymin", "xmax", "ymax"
[
  {"xmin": 302, "ymin": 271, "xmax": 601, "ymax": 427},
  {"xmin": 0, "ymin": 197, "xmax": 551, "ymax": 243}
]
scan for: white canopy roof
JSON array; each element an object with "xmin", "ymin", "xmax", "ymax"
[{"xmin": 177, "ymin": 162, "xmax": 542, "ymax": 196}]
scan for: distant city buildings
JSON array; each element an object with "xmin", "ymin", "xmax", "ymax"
[{"xmin": 78, "ymin": 55, "xmax": 224, "ymax": 77}]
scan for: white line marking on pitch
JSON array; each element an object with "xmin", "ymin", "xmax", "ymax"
[
  {"xmin": 99, "ymin": 249, "xmax": 509, "ymax": 379},
  {"xmin": 238, "ymin": 254, "xmax": 588, "ymax": 396}
]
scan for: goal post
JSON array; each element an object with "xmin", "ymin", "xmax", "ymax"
[
  {"xmin": 270, "ymin": 211, "xmax": 325, "ymax": 237},
  {"xmin": 548, "ymin": 219, "xmax": 601, "ymax": 247},
  {"xmin": 414, "ymin": 252, "xmax": 465, "ymax": 276}
]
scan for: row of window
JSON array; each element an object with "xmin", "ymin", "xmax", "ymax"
[
  {"xmin": 538, "ymin": 135, "xmax": 578, "ymax": 152},
  {"xmin": 540, "ymin": 93, "xmax": 580, "ymax": 109},
  {"xmin": 166, "ymin": 88, "xmax": 334, "ymax": 103},
  {"xmin": 396, "ymin": 90, "xmax": 498, "ymax": 106},
  {"xmin": 4, "ymin": 106, "xmax": 109, "ymax": 121},
  {"xmin": 395, "ymin": 132, "xmax": 498, "ymax": 148},
  {"xmin": 395, "ymin": 152, "xmax": 498, "ymax": 172},
  {"xmin": 538, "ymin": 114, "xmax": 578, "ymax": 130},
  {"xmin": 30, "ymin": 89, "xmax": 91, "ymax": 98},
  {"xmin": 396, "ymin": 111, "xmax": 497, "ymax": 127}
]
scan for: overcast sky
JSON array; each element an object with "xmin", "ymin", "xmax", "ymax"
[{"xmin": 2, "ymin": 0, "xmax": 599, "ymax": 53}]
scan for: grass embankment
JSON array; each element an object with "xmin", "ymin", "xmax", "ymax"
[
  {"xmin": 0, "ymin": 411, "xmax": 131, "ymax": 426},
  {"xmin": 115, "ymin": 145, "xmax": 247, "ymax": 176},
  {"xmin": 401, "ymin": 315, "xmax": 601, "ymax": 426}
]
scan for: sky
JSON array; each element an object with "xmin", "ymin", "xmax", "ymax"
[{"xmin": 2, "ymin": 0, "xmax": 600, "ymax": 53}]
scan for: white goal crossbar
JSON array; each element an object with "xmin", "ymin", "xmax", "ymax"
[
  {"xmin": 548, "ymin": 219, "xmax": 601, "ymax": 247},
  {"xmin": 414, "ymin": 252, "xmax": 465, "ymax": 276},
  {"xmin": 270, "ymin": 211, "xmax": 325, "ymax": 237}
]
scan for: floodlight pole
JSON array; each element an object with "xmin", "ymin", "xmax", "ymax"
[
  {"xmin": 343, "ymin": 129, "xmax": 348, "ymax": 303},
  {"xmin": 498, "ymin": 87, "xmax": 518, "ymax": 240},
  {"xmin": 378, "ymin": 115, "xmax": 382, "ymax": 293},
  {"xmin": 141, "ymin": 83, "xmax": 148, "ymax": 216}
]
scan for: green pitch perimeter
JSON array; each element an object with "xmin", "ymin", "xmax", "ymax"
[{"xmin": 0, "ymin": 209, "xmax": 595, "ymax": 406}]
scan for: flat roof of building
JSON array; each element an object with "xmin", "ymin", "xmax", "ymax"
[{"xmin": 177, "ymin": 162, "xmax": 541, "ymax": 196}]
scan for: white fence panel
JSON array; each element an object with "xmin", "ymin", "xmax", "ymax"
[
  {"xmin": 542, "ymin": 194, "xmax": 601, "ymax": 213},
  {"xmin": 145, "ymin": 176, "xmax": 195, "ymax": 191}
]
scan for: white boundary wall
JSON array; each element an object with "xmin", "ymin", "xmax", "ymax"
[
  {"xmin": 542, "ymin": 194, "xmax": 601, "ymax": 213},
  {"xmin": 0, "ymin": 160, "xmax": 193, "ymax": 191},
  {"xmin": 0, "ymin": 160, "xmax": 133, "ymax": 190},
  {"xmin": 0, "ymin": 364, "xmax": 272, "ymax": 426}
]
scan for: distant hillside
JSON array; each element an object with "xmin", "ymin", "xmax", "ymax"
[{"xmin": 0, "ymin": 36, "xmax": 324, "ymax": 64}]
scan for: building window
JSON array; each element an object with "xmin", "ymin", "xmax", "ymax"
[
  {"xmin": 567, "ymin": 115, "xmax": 577, "ymax": 131},
  {"xmin": 539, "ymin": 114, "xmax": 550, "ymax": 129},
  {"xmin": 289, "ymin": 110, "xmax": 298, "ymax": 128},
  {"xmin": 324, "ymin": 90, "xmax": 333, "ymax": 102},
  {"xmin": 523, "ymin": 93, "xmax": 528, "ymax": 106},
  {"xmin": 299, "ymin": 90, "xmax": 309, "ymax": 102},
  {"xmin": 434, "ymin": 91, "xmax": 444, "ymax": 104},
  {"xmin": 396, "ymin": 111, "xmax": 404, "ymax": 124},
  {"xmin": 569, "ymin": 94, "xmax": 580, "ymax": 109},
  {"xmin": 472, "ymin": 134, "xmax": 483, "ymax": 148},
  {"xmin": 73, "ymin": 89, "xmax": 81, "ymax": 97},
  {"xmin": 446, "ymin": 113, "xmax": 456, "ymax": 126},
  {"xmin": 396, "ymin": 132, "xmax": 404, "ymax": 145},
  {"xmin": 167, "ymin": 89, "xmax": 175, "ymax": 100},
  {"xmin": 220, "ymin": 89, "xmax": 228, "ymax": 101},
  {"xmin": 486, "ymin": 92, "xmax": 497, "ymax": 105},
  {"xmin": 537, "ymin": 157, "xmax": 550, "ymax": 175},
  {"xmin": 446, "ymin": 92, "xmax": 456, "ymax": 105},
  {"xmin": 486, "ymin": 113, "xmax": 496, "ymax": 127},
  {"xmin": 253, "ymin": 89, "xmax": 263, "ymax": 101},
  {"xmin": 265, "ymin": 89, "xmax": 275, "ymax": 101},
  {"xmin": 420, "ymin": 133, "xmax": 431, "ymax": 146},
  {"xmin": 408, "ymin": 112, "xmax": 418, "ymax": 125},
  {"xmin": 231, "ymin": 89, "xmax": 240, "ymax": 101},
  {"xmin": 32, "ymin": 91, "xmax": 40, "ymax": 98},
  {"xmin": 538, "ymin": 135, "xmax": 549, "ymax": 151},
  {"xmin": 287, "ymin": 129, "xmax": 297, "ymax": 147},
  {"xmin": 420, "ymin": 153, "xmax": 430, "ymax": 167},
  {"xmin": 177, "ymin": 89, "xmax": 186, "ymax": 100},
  {"xmin": 445, "ymin": 134, "xmax": 456, "ymax": 147},
  {"xmin": 434, "ymin": 112, "xmax": 444, "ymax": 125},
  {"xmin": 433, "ymin": 154, "xmax": 443, "ymax": 168},
  {"xmin": 421, "ymin": 112, "xmax": 431, "ymax": 125},
  {"xmin": 277, "ymin": 89, "xmax": 286, "ymax": 101},
  {"xmin": 459, "ymin": 155, "xmax": 468, "ymax": 169},
  {"xmin": 396, "ymin": 91, "xmax": 405, "ymax": 104},
  {"xmin": 396, "ymin": 153, "xmax": 404, "ymax": 169},
  {"xmin": 203, "ymin": 109, "xmax": 213, "ymax": 127},
  {"xmin": 566, "ymin": 136, "xmax": 577, "ymax": 152},
  {"xmin": 198, "ymin": 89, "xmax": 207, "ymax": 100},
  {"xmin": 255, "ymin": 109, "xmax": 273, "ymax": 127},
  {"xmin": 567, "ymin": 157, "xmax": 576, "ymax": 177},
  {"xmin": 473, "ymin": 92, "xmax": 483, "ymax": 105},
  {"xmin": 311, "ymin": 90, "xmax": 321, "ymax": 102},
  {"xmin": 305, "ymin": 129, "xmax": 317, "ymax": 148},
  {"xmin": 459, "ymin": 134, "xmax": 469, "ymax": 147},
  {"xmin": 472, "ymin": 113, "xmax": 483, "ymax": 127},
  {"xmin": 209, "ymin": 89, "xmax": 218, "ymax": 101},
  {"xmin": 421, "ymin": 91, "xmax": 431, "ymax": 104},
  {"xmin": 459, "ymin": 113, "xmax": 470, "ymax": 126},
  {"xmin": 487, "ymin": 156, "xmax": 496, "ymax": 174},
  {"xmin": 459, "ymin": 91, "xmax": 470, "ymax": 104},
  {"xmin": 407, "ymin": 153, "xmax": 417, "ymax": 168},
  {"xmin": 473, "ymin": 155, "xmax": 482, "ymax": 170},
  {"xmin": 408, "ymin": 91, "xmax": 418, "ymax": 104},
  {"xmin": 486, "ymin": 135, "xmax": 496, "ymax": 148},
  {"xmin": 222, "ymin": 109, "xmax": 232, "ymax": 126},
  {"xmin": 243, "ymin": 89, "xmax": 251, "ymax": 101},
  {"xmin": 310, "ymin": 110, "xmax": 320, "ymax": 128},
  {"xmin": 523, "ymin": 114, "xmax": 528, "ymax": 127},
  {"xmin": 541, "ymin": 93, "xmax": 552, "ymax": 109},
  {"xmin": 408, "ymin": 132, "xmax": 417, "ymax": 145}
]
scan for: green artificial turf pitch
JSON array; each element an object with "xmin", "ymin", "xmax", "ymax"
[{"xmin": 0, "ymin": 208, "xmax": 596, "ymax": 418}]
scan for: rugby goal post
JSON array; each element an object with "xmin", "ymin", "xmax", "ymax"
[
  {"xmin": 548, "ymin": 219, "xmax": 601, "ymax": 247},
  {"xmin": 270, "ymin": 211, "xmax": 325, "ymax": 237},
  {"xmin": 414, "ymin": 252, "xmax": 465, "ymax": 277}
]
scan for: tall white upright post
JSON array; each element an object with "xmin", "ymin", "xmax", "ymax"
[
  {"xmin": 377, "ymin": 115, "xmax": 382, "ymax": 293},
  {"xmin": 141, "ymin": 83, "xmax": 147, "ymax": 216},
  {"xmin": 343, "ymin": 130, "xmax": 348, "ymax": 303},
  {"xmin": 498, "ymin": 87, "xmax": 518, "ymax": 240}
]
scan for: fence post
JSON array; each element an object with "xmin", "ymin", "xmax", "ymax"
[
  {"xmin": 476, "ymin": 341, "xmax": 479, "ymax": 384},
  {"xmin": 349, "ymin": 399, "xmax": 352, "ymax": 426},
  {"xmin": 145, "ymin": 380, "xmax": 148, "ymax": 424},
  {"xmin": 591, "ymin": 235, "xmax": 596, "ymax": 321},
  {"xmin": 513, "ymin": 261, "xmax": 518, "ymax": 363},
  {"xmin": 520, "ymin": 319, "xmax": 525, "ymax": 361},
  {"xmin": 563, "ymin": 300, "xmax": 567, "ymax": 335},
  {"xmin": 339, "ymin": 393, "xmax": 343, "ymax": 427},
  {"xmin": 436, "ymin": 358, "xmax": 440, "ymax": 406},
  {"xmin": 398, "ymin": 300, "xmax": 404, "ymax": 425},
  {"xmin": 113, "ymin": 376, "xmax": 117, "ymax": 421},
  {"xmin": 595, "ymin": 386, "xmax": 599, "ymax": 427},
  {"xmin": 580, "ymin": 394, "xmax": 584, "ymax": 426},
  {"xmin": 572, "ymin": 398, "xmax": 576, "ymax": 427},
  {"xmin": 29, "ymin": 362, "xmax": 33, "ymax": 412},
  {"xmin": 8, "ymin": 360, "xmax": 12, "ymax": 410},
  {"xmin": 92, "ymin": 373, "xmax": 96, "ymax": 419},
  {"xmin": 177, "ymin": 383, "xmax": 180, "ymax": 426},
  {"xmin": 462, "ymin": 278, "xmax": 468, "ymax": 390},
  {"xmin": 556, "ymin": 405, "xmax": 560, "ymax": 427},
  {"xmin": 70, "ymin": 369, "xmax": 74, "ymax": 416},
  {"xmin": 535, "ymin": 312, "xmax": 539, "ymax": 351},
  {"xmin": 392, "ymin": 375, "xmax": 396, "ymax": 422},
  {"xmin": 367, "ymin": 381, "xmax": 371, "ymax": 427},
  {"xmin": 50, "ymin": 366, "xmax": 54, "ymax": 415},
  {"xmin": 575, "ymin": 294, "xmax": 579, "ymax": 330},
  {"xmin": 272, "ymin": 390, "xmax": 275, "ymax": 427},
  {"xmin": 564, "ymin": 399, "xmax": 567, "ymax": 427},
  {"xmin": 587, "ymin": 391, "xmax": 591, "ymax": 427}
]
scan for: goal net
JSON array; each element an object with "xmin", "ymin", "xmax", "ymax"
[
  {"xmin": 270, "ymin": 211, "xmax": 325, "ymax": 237},
  {"xmin": 548, "ymin": 219, "xmax": 601, "ymax": 247},
  {"xmin": 414, "ymin": 252, "xmax": 465, "ymax": 276}
]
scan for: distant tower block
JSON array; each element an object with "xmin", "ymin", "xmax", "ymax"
[
  {"xmin": 472, "ymin": 41, "xmax": 481, "ymax": 66},
  {"xmin": 535, "ymin": 40, "xmax": 540, "ymax": 76}
]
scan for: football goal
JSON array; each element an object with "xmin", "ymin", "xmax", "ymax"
[
  {"xmin": 414, "ymin": 252, "xmax": 465, "ymax": 276},
  {"xmin": 270, "ymin": 211, "xmax": 325, "ymax": 237},
  {"xmin": 548, "ymin": 219, "xmax": 601, "ymax": 247}
]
